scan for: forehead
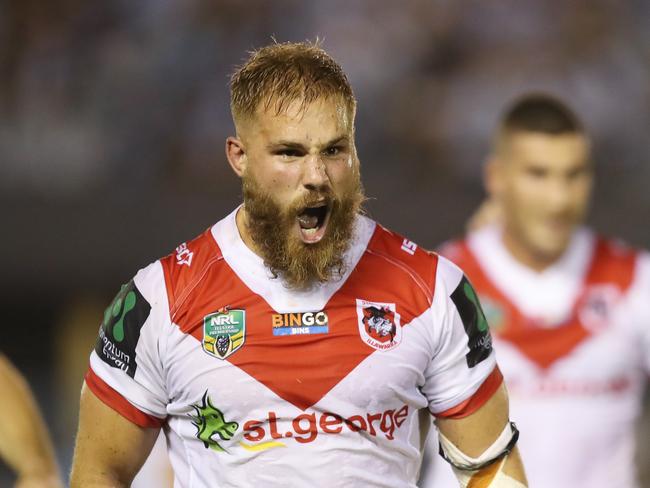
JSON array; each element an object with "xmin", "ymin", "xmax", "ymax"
[
  {"xmin": 250, "ymin": 97, "xmax": 352, "ymax": 142},
  {"xmin": 505, "ymin": 131, "xmax": 590, "ymax": 166}
]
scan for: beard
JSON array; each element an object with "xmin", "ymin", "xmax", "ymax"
[{"xmin": 241, "ymin": 174, "xmax": 365, "ymax": 290}]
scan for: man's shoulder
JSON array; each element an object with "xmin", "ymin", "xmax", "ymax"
[
  {"xmin": 594, "ymin": 233, "xmax": 644, "ymax": 259},
  {"xmin": 435, "ymin": 236, "xmax": 469, "ymax": 264},
  {"xmin": 364, "ymin": 221, "xmax": 449, "ymax": 301},
  {"xmin": 590, "ymin": 232, "xmax": 649, "ymax": 290},
  {"xmin": 157, "ymin": 225, "xmax": 225, "ymax": 312}
]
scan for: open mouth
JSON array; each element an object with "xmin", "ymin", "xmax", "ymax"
[{"xmin": 296, "ymin": 202, "xmax": 331, "ymax": 244}]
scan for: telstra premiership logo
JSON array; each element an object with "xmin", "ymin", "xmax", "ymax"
[{"xmin": 202, "ymin": 308, "xmax": 246, "ymax": 360}]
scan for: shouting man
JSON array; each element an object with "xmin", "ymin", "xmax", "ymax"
[{"xmin": 71, "ymin": 41, "xmax": 526, "ymax": 488}]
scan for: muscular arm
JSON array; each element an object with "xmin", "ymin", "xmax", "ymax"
[
  {"xmin": 0, "ymin": 354, "xmax": 62, "ymax": 488},
  {"xmin": 70, "ymin": 383, "xmax": 159, "ymax": 488},
  {"xmin": 435, "ymin": 383, "xmax": 527, "ymax": 486}
]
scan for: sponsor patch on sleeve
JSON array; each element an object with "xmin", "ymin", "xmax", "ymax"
[
  {"xmin": 450, "ymin": 276, "xmax": 493, "ymax": 368},
  {"xmin": 95, "ymin": 280, "xmax": 152, "ymax": 378}
]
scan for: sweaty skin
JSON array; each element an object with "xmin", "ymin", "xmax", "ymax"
[
  {"xmin": 436, "ymin": 383, "xmax": 527, "ymax": 485},
  {"xmin": 0, "ymin": 354, "xmax": 63, "ymax": 488},
  {"xmin": 486, "ymin": 131, "xmax": 592, "ymax": 271}
]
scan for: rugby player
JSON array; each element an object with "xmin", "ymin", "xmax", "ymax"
[
  {"xmin": 0, "ymin": 354, "xmax": 62, "ymax": 487},
  {"xmin": 70, "ymin": 41, "xmax": 527, "ymax": 487},
  {"xmin": 420, "ymin": 94, "xmax": 650, "ymax": 488}
]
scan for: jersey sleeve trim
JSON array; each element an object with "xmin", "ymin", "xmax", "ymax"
[
  {"xmin": 85, "ymin": 367, "xmax": 165, "ymax": 428},
  {"xmin": 433, "ymin": 366, "xmax": 503, "ymax": 419}
]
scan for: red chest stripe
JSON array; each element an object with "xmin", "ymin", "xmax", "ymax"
[
  {"xmin": 162, "ymin": 225, "xmax": 438, "ymax": 410},
  {"xmin": 444, "ymin": 238, "xmax": 637, "ymax": 370}
]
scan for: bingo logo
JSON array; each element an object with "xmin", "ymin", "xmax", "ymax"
[
  {"xmin": 243, "ymin": 405, "xmax": 409, "ymax": 446},
  {"xmin": 271, "ymin": 311, "xmax": 329, "ymax": 336}
]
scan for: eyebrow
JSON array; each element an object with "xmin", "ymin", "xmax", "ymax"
[{"xmin": 267, "ymin": 136, "xmax": 349, "ymax": 152}]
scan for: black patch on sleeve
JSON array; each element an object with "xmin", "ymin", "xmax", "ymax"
[
  {"xmin": 94, "ymin": 280, "xmax": 151, "ymax": 378},
  {"xmin": 450, "ymin": 275, "xmax": 493, "ymax": 368}
]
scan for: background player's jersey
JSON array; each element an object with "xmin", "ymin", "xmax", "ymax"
[
  {"xmin": 421, "ymin": 225, "xmax": 650, "ymax": 488},
  {"xmin": 86, "ymin": 208, "xmax": 499, "ymax": 488}
]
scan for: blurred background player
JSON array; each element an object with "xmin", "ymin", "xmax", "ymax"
[
  {"xmin": 420, "ymin": 93, "xmax": 650, "ymax": 487},
  {"xmin": 0, "ymin": 354, "xmax": 62, "ymax": 488}
]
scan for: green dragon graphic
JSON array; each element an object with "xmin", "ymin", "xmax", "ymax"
[{"xmin": 189, "ymin": 391, "xmax": 239, "ymax": 452}]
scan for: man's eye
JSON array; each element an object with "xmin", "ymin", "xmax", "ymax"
[
  {"xmin": 324, "ymin": 146, "xmax": 341, "ymax": 156},
  {"xmin": 526, "ymin": 167, "xmax": 547, "ymax": 179},
  {"xmin": 567, "ymin": 167, "xmax": 588, "ymax": 181},
  {"xmin": 277, "ymin": 149, "xmax": 301, "ymax": 158}
]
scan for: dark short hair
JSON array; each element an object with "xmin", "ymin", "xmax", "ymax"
[
  {"xmin": 230, "ymin": 40, "xmax": 356, "ymax": 123},
  {"xmin": 500, "ymin": 93, "xmax": 583, "ymax": 135}
]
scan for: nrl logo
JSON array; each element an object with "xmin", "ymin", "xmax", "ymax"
[
  {"xmin": 356, "ymin": 299, "xmax": 402, "ymax": 351},
  {"xmin": 202, "ymin": 307, "xmax": 246, "ymax": 360}
]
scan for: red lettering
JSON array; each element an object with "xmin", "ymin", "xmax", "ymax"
[
  {"xmin": 268, "ymin": 412, "xmax": 283, "ymax": 439},
  {"xmin": 319, "ymin": 413, "xmax": 343, "ymax": 434},
  {"xmin": 345, "ymin": 415, "xmax": 367, "ymax": 432},
  {"xmin": 366, "ymin": 412, "xmax": 382, "ymax": 436},
  {"xmin": 293, "ymin": 413, "xmax": 317, "ymax": 443},
  {"xmin": 243, "ymin": 420, "xmax": 265, "ymax": 442},
  {"xmin": 380, "ymin": 410, "xmax": 396, "ymax": 440},
  {"xmin": 394, "ymin": 405, "xmax": 408, "ymax": 427},
  {"xmin": 244, "ymin": 406, "xmax": 410, "ymax": 445}
]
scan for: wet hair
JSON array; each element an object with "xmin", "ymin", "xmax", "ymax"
[
  {"xmin": 230, "ymin": 40, "xmax": 356, "ymax": 124},
  {"xmin": 499, "ymin": 93, "xmax": 584, "ymax": 135}
]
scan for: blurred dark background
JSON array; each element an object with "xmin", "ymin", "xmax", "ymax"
[{"xmin": 1, "ymin": 0, "xmax": 649, "ymax": 484}]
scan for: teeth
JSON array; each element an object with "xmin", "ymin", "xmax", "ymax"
[{"xmin": 302, "ymin": 228, "xmax": 317, "ymax": 235}]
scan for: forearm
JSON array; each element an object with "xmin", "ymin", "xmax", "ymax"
[
  {"xmin": 0, "ymin": 355, "xmax": 60, "ymax": 482},
  {"xmin": 502, "ymin": 446, "xmax": 526, "ymax": 483},
  {"xmin": 436, "ymin": 383, "xmax": 527, "ymax": 487},
  {"xmin": 69, "ymin": 467, "xmax": 128, "ymax": 488}
]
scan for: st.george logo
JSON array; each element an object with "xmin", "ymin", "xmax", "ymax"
[
  {"xmin": 356, "ymin": 299, "xmax": 402, "ymax": 351},
  {"xmin": 202, "ymin": 308, "xmax": 246, "ymax": 360}
]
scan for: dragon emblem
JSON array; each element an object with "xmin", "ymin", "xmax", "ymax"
[
  {"xmin": 363, "ymin": 306, "xmax": 397, "ymax": 342},
  {"xmin": 189, "ymin": 391, "xmax": 239, "ymax": 452}
]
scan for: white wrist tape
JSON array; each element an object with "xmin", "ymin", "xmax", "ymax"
[
  {"xmin": 438, "ymin": 421, "xmax": 518, "ymax": 470},
  {"xmin": 492, "ymin": 467, "xmax": 527, "ymax": 487}
]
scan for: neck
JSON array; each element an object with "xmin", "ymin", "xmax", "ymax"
[
  {"xmin": 235, "ymin": 206, "xmax": 263, "ymax": 258},
  {"xmin": 500, "ymin": 227, "xmax": 563, "ymax": 273}
]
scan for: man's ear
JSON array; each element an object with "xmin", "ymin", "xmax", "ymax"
[
  {"xmin": 226, "ymin": 136, "xmax": 246, "ymax": 177},
  {"xmin": 484, "ymin": 155, "xmax": 503, "ymax": 199}
]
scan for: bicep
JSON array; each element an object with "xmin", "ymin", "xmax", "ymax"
[
  {"xmin": 71, "ymin": 383, "xmax": 159, "ymax": 488},
  {"xmin": 435, "ymin": 382, "xmax": 509, "ymax": 457},
  {"xmin": 434, "ymin": 384, "xmax": 527, "ymax": 484}
]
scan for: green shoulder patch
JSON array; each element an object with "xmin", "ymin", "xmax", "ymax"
[
  {"xmin": 94, "ymin": 280, "xmax": 151, "ymax": 378},
  {"xmin": 450, "ymin": 276, "xmax": 493, "ymax": 368}
]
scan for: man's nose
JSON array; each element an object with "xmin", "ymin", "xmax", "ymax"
[
  {"xmin": 302, "ymin": 154, "xmax": 330, "ymax": 191},
  {"xmin": 545, "ymin": 178, "xmax": 573, "ymax": 211}
]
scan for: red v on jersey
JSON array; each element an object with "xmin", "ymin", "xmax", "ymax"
[
  {"xmin": 445, "ymin": 239, "xmax": 637, "ymax": 370},
  {"xmin": 161, "ymin": 225, "xmax": 438, "ymax": 411}
]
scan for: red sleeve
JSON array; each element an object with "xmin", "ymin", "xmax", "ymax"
[
  {"xmin": 433, "ymin": 366, "xmax": 504, "ymax": 419},
  {"xmin": 85, "ymin": 367, "xmax": 165, "ymax": 428}
]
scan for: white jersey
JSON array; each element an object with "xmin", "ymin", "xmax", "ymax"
[
  {"xmin": 85, "ymin": 208, "xmax": 500, "ymax": 488},
  {"xmin": 421, "ymin": 225, "xmax": 650, "ymax": 488}
]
